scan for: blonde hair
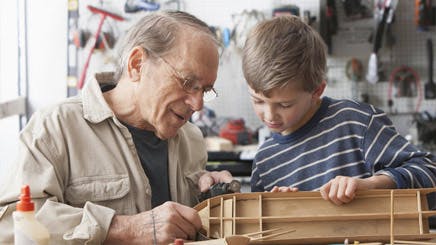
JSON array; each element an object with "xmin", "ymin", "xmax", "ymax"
[
  {"xmin": 115, "ymin": 11, "xmax": 218, "ymax": 80},
  {"xmin": 242, "ymin": 15, "xmax": 327, "ymax": 95}
]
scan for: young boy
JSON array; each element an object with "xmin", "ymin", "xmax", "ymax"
[{"xmin": 242, "ymin": 16, "xmax": 436, "ymax": 205}]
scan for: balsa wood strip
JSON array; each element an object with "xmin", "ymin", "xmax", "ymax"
[
  {"xmin": 250, "ymin": 228, "xmax": 296, "ymax": 241},
  {"xmin": 258, "ymin": 194, "xmax": 262, "ymax": 239},
  {"xmin": 242, "ymin": 228, "xmax": 282, "ymax": 237},
  {"xmin": 219, "ymin": 197, "xmax": 223, "ymax": 238},
  {"xmin": 390, "ymin": 190, "xmax": 394, "ymax": 245},
  {"xmin": 207, "ymin": 199, "xmax": 210, "ymax": 237},
  {"xmin": 395, "ymin": 240, "xmax": 436, "ymax": 245},
  {"xmin": 418, "ymin": 190, "xmax": 423, "ymax": 234},
  {"xmin": 232, "ymin": 196, "xmax": 236, "ymax": 236},
  {"xmin": 420, "ymin": 210, "xmax": 436, "ymax": 216},
  {"xmin": 208, "ymin": 212, "xmax": 435, "ymax": 222},
  {"xmin": 223, "ymin": 199, "xmax": 233, "ymax": 237}
]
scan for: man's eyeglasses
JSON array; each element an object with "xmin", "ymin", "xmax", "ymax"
[{"xmin": 156, "ymin": 55, "xmax": 218, "ymax": 102}]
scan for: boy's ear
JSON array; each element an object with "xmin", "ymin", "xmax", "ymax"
[
  {"xmin": 312, "ymin": 80, "xmax": 327, "ymax": 98},
  {"xmin": 127, "ymin": 46, "xmax": 146, "ymax": 81}
]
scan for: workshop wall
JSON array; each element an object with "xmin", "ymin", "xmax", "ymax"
[
  {"xmin": 73, "ymin": 0, "xmax": 320, "ymax": 130},
  {"xmin": 187, "ymin": 0, "xmax": 320, "ymax": 132},
  {"xmin": 193, "ymin": 0, "xmax": 436, "ymax": 138},
  {"xmin": 2, "ymin": 0, "xmax": 436, "ymax": 176},
  {"xmin": 75, "ymin": 0, "xmax": 436, "ymax": 138},
  {"xmin": 325, "ymin": 0, "xmax": 436, "ymax": 137}
]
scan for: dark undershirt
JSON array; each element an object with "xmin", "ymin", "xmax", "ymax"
[
  {"xmin": 123, "ymin": 121, "xmax": 171, "ymax": 208},
  {"xmin": 102, "ymin": 83, "xmax": 171, "ymax": 207}
]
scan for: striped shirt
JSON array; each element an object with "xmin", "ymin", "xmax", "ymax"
[{"xmin": 251, "ymin": 97, "xmax": 436, "ymax": 192}]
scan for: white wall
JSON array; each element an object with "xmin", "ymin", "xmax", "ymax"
[
  {"xmin": 27, "ymin": 0, "xmax": 68, "ymax": 114},
  {"xmin": 0, "ymin": 0, "xmax": 68, "ymax": 175},
  {"xmin": 0, "ymin": 1, "xmax": 20, "ymax": 176}
]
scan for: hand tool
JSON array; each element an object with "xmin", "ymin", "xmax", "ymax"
[
  {"xmin": 388, "ymin": 65, "xmax": 422, "ymax": 113},
  {"xmin": 124, "ymin": 0, "xmax": 160, "ymax": 13},
  {"xmin": 415, "ymin": 0, "xmax": 434, "ymax": 31},
  {"xmin": 320, "ymin": 0, "xmax": 338, "ymax": 54},
  {"xmin": 198, "ymin": 180, "xmax": 241, "ymax": 202},
  {"xmin": 366, "ymin": 0, "xmax": 398, "ymax": 84},
  {"xmin": 345, "ymin": 58, "xmax": 364, "ymax": 82},
  {"xmin": 77, "ymin": 6, "xmax": 124, "ymax": 90},
  {"xmin": 425, "ymin": 38, "xmax": 436, "ymax": 99}
]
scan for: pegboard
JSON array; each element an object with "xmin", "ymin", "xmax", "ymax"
[
  {"xmin": 74, "ymin": 0, "xmax": 322, "ymax": 131},
  {"xmin": 74, "ymin": 0, "xmax": 436, "ymax": 137},
  {"xmin": 72, "ymin": 0, "xmax": 183, "ymax": 95},
  {"xmin": 196, "ymin": 0, "xmax": 436, "ymax": 135},
  {"xmin": 322, "ymin": 0, "xmax": 436, "ymax": 136},
  {"xmin": 189, "ymin": 0, "xmax": 321, "ymax": 131}
]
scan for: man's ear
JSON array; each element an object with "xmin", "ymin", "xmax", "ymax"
[{"xmin": 127, "ymin": 46, "xmax": 146, "ymax": 81}]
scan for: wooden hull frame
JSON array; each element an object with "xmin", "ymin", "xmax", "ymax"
[{"xmin": 194, "ymin": 188, "xmax": 436, "ymax": 244}]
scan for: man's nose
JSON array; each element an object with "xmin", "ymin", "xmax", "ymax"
[{"xmin": 186, "ymin": 91, "xmax": 204, "ymax": 111}]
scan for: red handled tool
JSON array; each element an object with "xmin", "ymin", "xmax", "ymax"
[{"xmin": 77, "ymin": 6, "xmax": 124, "ymax": 90}]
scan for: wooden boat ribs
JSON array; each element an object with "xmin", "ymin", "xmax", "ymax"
[{"xmin": 194, "ymin": 188, "xmax": 436, "ymax": 244}]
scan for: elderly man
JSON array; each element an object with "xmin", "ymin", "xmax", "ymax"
[{"xmin": 0, "ymin": 11, "xmax": 232, "ymax": 244}]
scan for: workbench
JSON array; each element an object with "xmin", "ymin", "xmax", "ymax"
[{"xmin": 206, "ymin": 150, "xmax": 253, "ymax": 176}]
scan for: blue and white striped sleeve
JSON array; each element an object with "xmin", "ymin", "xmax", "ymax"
[
  {"xmin": 363, "ymin": 110, "xmax": 436, "ymax": 188},
  {"xmin": 250, "ymin": 160, "xmax": 265, "ymax": 192}
]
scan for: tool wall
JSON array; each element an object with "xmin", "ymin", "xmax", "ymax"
[
  {"xmin": 71, "ymin": 0, "xmax": 436, "ymax": 138},
  {"xmin": 324, "ymin": 0, "xmax": 436, "ymax": 137}
]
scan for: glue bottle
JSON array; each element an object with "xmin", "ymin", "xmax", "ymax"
[{"xmin": 13, "ymin": 185, "xmax": 50, "ymax": 245}]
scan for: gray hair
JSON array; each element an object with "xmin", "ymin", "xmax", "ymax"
[
  {"xmin": 115, "ymin": 11, "xmax": 218, "ymax": 80},
  {"xmin": 242, "ymin": 15, "xmax": 327, "ymax": 95}
]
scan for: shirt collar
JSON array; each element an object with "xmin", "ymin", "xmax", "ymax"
[{"xmin": 82, "ymin": 76, "xmax": 116, "ymax": 123}]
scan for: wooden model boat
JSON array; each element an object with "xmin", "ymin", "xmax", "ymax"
[{"xmin": 194, "ymin": 188, "xmax": 436, "ymax": 244}]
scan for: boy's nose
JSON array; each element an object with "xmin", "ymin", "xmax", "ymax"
[{"xmin": 264, "ymin": 105, "xmax": 276, "ymax": 121}]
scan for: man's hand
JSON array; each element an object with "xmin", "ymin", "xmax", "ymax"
[
  {"xmin": 198, "ymin": 170, "xmax": 233, "ymax": 192},
  {"xmin": 320, "ymin": 175, "xmax": 396, "ymax": 205},
  {"xmin": 104, "ymin": 201, "xmax": 202, "ymax": 245}
]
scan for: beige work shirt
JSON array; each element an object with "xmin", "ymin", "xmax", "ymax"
[{"xmin": 0, "ymin": 78, "xmax": 207, "ymax": 244}]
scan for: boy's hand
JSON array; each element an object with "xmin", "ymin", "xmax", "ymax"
[
  {"xmin": 320, "ymin": 176, "xmax": 361, "ymax": 205},
  {"xmin": 270, "ymin": 186, "xmax": 299, "ymax": 192},
  {"xmin": 319, "ymin": 175, "xmax": 396, "ymax": 205}
]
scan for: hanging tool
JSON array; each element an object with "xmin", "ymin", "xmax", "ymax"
[
  {"xmin": 414, "ymin": 111, "xmax": 436, "ymax": 144},
  {"xmin": 303, "ymin": 10, "xmax": 317, "ymax": 26},
  {"xmin": 320, "ymin": 0, "xmax": 338, "ymax": 54},
  {"xmin": 425, "ymin": 39, "xmax": 436, "ymax": 99},
  {"xmin": 387, "ymin": 65, "xmax": 422, "ymax": 113},
  {"xmin": 415, "ymin": 0, "xmax": 435, "ymax": 31},
  {"xmin": 342, "ymin": 0, "xmax": 371, "ymax": 20},
  {"xmin": 345, "ymin": 58, "xmax": 364, "ymax": 82},
  {"xmin": 366, "ymin": 0, "xmax": 398, "ymax": 84},
  {"xmin": 124, "ymin": 0, "xmax": 160, "ymax": 13},
  {"xmin": 77, "ymin": 6, "xmax": 124, "ymax": 90}
]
